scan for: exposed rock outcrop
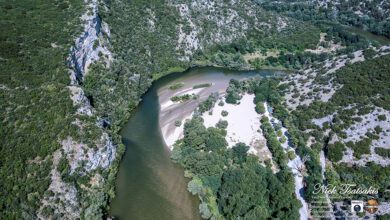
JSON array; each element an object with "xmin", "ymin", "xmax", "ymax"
[
  {"xmin": 68, "ymin": 0, "xmax": 112, "ymax": 83},
  {"xmin": 39, "ymin": 0, "xmax": 116, "ymax": 218}
]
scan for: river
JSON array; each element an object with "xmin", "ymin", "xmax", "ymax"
[{"xmin": 109, "ymin": 67, "xmax": 281, "ymax": 220}]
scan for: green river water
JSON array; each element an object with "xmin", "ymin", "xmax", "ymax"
[{"xmin": 109, "ymin": 67, "xmax": 281, "ymax": 220}]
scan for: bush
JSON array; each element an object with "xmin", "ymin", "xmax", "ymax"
[
  {"xmin": 375, "ymin": 148, "xmax": 390, "ymax": 158},
  {"xmin": 287, "ymin": 151, "xmax": 296, "ymax": 160},
  {"xmin": 378, "ymin": 115, "xmax": 387, "ymax": 121},
  {"xmin": 169, "ymin": 83, "xmax": 184, "ymax": 90},
  {"xmin": 326, "ymin": 142, "xmax": 346, "ymax": 163},
  {"xmin": 193, "ymin": 83, "xmax": 211, "ymax": 89},
  {"xmin": 221, "ymin": 110, "xmax": 228, "ymax": 117},
  {"xmin": 216, "ymin": 120, "xmax": 228, "ymax": 129},
  {"xmin": 374, "ymin": 125, "xmax": 382, "ymax": 134},
  {"xmin": 188, "ymin": 179, "xmax": 202, "ymax": 195},
  {"xmin": 174, "ymin": 120, "xmax": 182, "ymax": 127},
  {"xmin": 255, "ymin": 102, "xmax": 265, "ymax": 114}
]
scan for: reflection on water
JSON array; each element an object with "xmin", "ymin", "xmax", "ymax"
[{"xmin": 109, "ymin": 67, "xmax": 282, "ymax": 220}]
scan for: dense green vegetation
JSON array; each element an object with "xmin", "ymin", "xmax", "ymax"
[
  {"xmin": 172, "ymin": 115, "xmax": 301, "ymax": 219},
  {"xmin": 260, "ymin": 117, "xmax": 288, "ymax": 168},
  {"xmin": 375, "ymin": 148, "xmax": 390, "ymax": 159},
  {"xmin": 193, "ymin": 83, "xmax": 212, "ymax": 89},
  {"xmin": 198, "ymin": 92, "xmax": 219, "ymax": 113},
  {"xmin": 169, "ymin": 83, "xmax": 184, "ymax": 90},
  {"xmin": 0, "ymin": 0, "xmax": 86, "ymax": 218},
  {"xmin": 3, "ymin": 0, "xmax": 389, "ymax": 218},
  {"xmin": 326, "ymin": 162, "xmax": 390, "ymax": 202},
  {"xmin": 326, "ymin": 142, "xmax": 346, "ymax": 163},
  {"xmin": 260, "ymin": 0, "xmax": 390, "ymax": 39},
  {"xmin": 0, "ymin": 0, "xmax": 127, "ymax": 218},
  {"xmin": 170, "ymin": 94, "xmax": 195, "ymax": 102}
]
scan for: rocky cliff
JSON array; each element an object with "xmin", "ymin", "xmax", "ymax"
[{"xmin": 38, "ymin": 0, "xmax": 116, "ymax": 218}]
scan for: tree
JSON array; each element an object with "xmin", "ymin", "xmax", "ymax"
[
  {"xmin": 204, "ymin": 127, "xmax": 228, "ymax": 152},
  {"xmin": 216, "ymin": 120, "xmax": 228, "ymax": 129},
  {"xmin": 199, "ymin": 202, "xmax": 211, "ymax": 219},
  {"xmin": 231, "ymin": 143, "xmax": 249, "ymax": 164},
  {"xmin": 174, "ymin": 120, "xmax": 182, "ymax": 127},
  {"xmin": 221, "ymin": 110, "xmax": 229, "ymax": 117},
  {"xmin": 255, "ymin": 102, "xmax": 265, "ymax": 114},
  {"xmin": 188, "ymin": 179, "xmax": 202, "ymax": 195},
  {"xmin": 326, "ymin": 142, "xmax": 346, "ymax": 162}
]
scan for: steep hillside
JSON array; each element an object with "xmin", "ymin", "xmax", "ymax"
[
  {"xmin": 1, "ymin": 0, "xmax": 389, "ymax": 219},
  {"xmin": 260, "ymin": 0, "xmax": 390, "ymax": 38}
]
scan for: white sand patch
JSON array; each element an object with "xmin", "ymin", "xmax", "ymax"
[
  {"xmin": 202, "ymin": 94, "xmax": 262, "ymax": 153},
  {"xmin": 160, "ymin": 100, "xmax": 176, "ymax": 110}
]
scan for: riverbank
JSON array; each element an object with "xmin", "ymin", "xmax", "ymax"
[
  {"xmin": 157, "ymin": 68, "xmax": 277, "ymax": 150},
  {"xmin": 111, "ymin": 67, "xmax": 280, "ymax": 219}
]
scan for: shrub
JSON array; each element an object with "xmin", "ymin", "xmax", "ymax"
[
  {"xmin": 374, "ymin": 125, "xmax": 382, "ymax": 134},
  {"xmin": 193, "ymin": 83, "xmax": 211, "ymax": 89},
  {"xmin": 378, "ymin": 115, "xmax": 386, "ymax": 121},
  {"xmin": 221, "ymin": 110, "xmax": 228, "ymax": 117},
  {"xmin": 255, "ymin": 102, "xmax": 265, "ymax": 114},
  {"xmin": 326, "ymin": 142, "xmax": 346, "ymax": 162},
  {"xmin": 174, "ymin": 120, "xmax": 182, "ymax": 127},
  {"xmin": 169, "ymin": 83, "xmax": 184, "ymax": 90},
  {"xmin": 216, "ymin": 120, "xmax": 228, "ymax": 129},
  {"xmin": 287, "ymin": 151, "xmax": 296, "ymax": 160}
]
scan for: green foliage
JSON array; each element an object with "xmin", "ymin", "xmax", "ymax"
[
  {"xmin": 174, "ymin": 120, "xmax": 182, "ymax": 127},
  {"xmin": 188, "ymin": 179, "xmax": 202, "ymax": 195},
  {"xmin": 193, "ymin": 83, "xmax": 211, "ymax": 89},
  {"xmin": 204, "ymin": 127, "xmax": 228, "ymax": 152},
  {"xmin": 260, "ymin": 117, "xmax": 288, "ymax": 168},
  {"xmin": 375, "ymin": 148, "xmax": 390, "ymax": 159},
  {"xmin": 254, "ymin": 78, "xmax": 282, "ymax": 105},
  {"xmin": 230, "ymin": 143, "xmax": 249, "ymax": 164},
  {"xmin": 171, "ymin": 94, "xmax": 191, "ymax": 102},
  {"xmin": 329, "ymin": 163, "xmax": 390, "ymax": 201},
  {"xmin": 225, "ymin": 79, "xmax": 243, "ymax": 104},
  {"xmin": 169, "ymin": 83, "xmax": 184, "ymax": 90},
  {"xmin": 261, "ymin": 0, "xmax": 390, "ymax": 39},
  {"xmin": 378, "ymin": 114, "xmax": 387, "ymax": 121},
  {"xmin": 287, "ymin": 151, "xmax": 296, "ymax": 160},
  {"xmin": 0, "ymin": 0, "xmax": 90, "ymax": 217},
  {"xmin": 173, "ymin": 106, "xmax": 300, "ymax": 219},
  {"xmin": 377, "ymin": 214, "xmax": 390, "ymax": 220},
  {"xmin": 332, "ymin": 54, "xmax": 390, "ymax": 111},
  {"xmin": 326, "ymin": 142, "xmax": 346, "ymax": 163},
  {"xmin": 216, "ymin": 120, "xmax": 228, "ymax": 129},
  {"xmin": 346, "ymin": 139, "xmax": 371, "ymax": 159},
  {"xmin": 199, "ymin": 202, "xmax": 212, "ymax": 219},
  {"xmin": 198, "ymin": 92, "xmax": 219, "ymax": 113},
  {"xmin": 211, "ymin": 52, "xmax": 247, "ymax": 70},
  {"xmin": 221, "ymin": 110, "xmax": 228, "ymax": 117},
  {"xmin": 374, "ymin": 125, "xmax": 382, "ymax": 134},
  {"xmin": 255, "ymin": 102, "xmax": 265, "ymax": 114}
]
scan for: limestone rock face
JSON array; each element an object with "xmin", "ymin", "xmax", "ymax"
[
  {"xmin": 68, "ymin": 0, "xmax": 112, "ymax": 83},
  {"xmin": 39, "ymin": 1, "xmax": 116, "ymax": 218}
]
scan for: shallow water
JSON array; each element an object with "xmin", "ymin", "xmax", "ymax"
[{"xmin": 109, "ymin": 67, "xmax": 281, "ymax": 220}]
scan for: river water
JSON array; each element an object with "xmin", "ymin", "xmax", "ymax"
[{"xmin": 109, "ymin": 67, "xmax": 281, "ymax": 220}]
